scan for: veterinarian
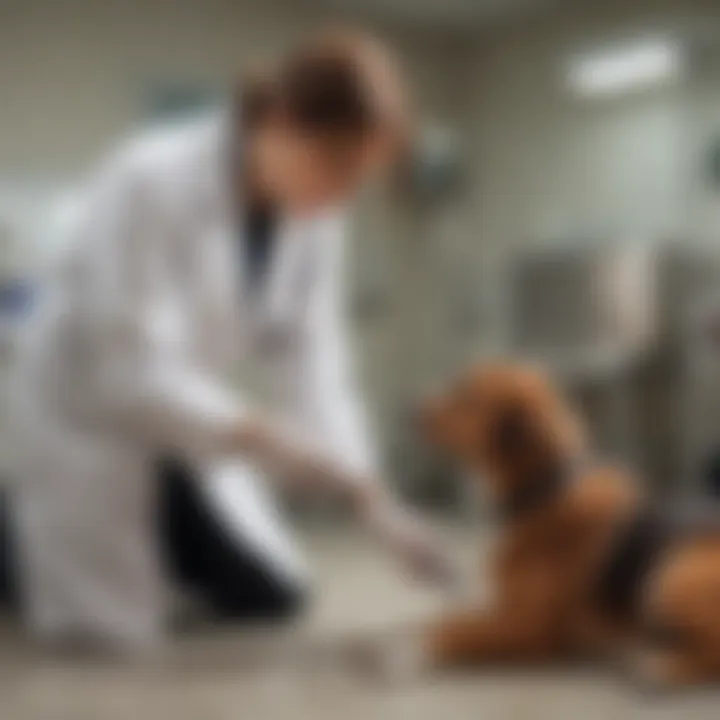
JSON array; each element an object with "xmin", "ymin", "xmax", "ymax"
[{"xmin": 0, "ymin": 29, "xmax": 445, "ymax": 651}]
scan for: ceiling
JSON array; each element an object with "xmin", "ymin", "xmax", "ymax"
[{"xmin": 314, "ymin": 0, "xmax": 556, "ymax": 28}]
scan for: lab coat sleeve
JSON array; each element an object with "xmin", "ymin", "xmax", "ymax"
[
  {"xmin": 86, "ymin": 149, "xmax": 245, "ymax": 458},
  {"xmin": 286, "ymin": 214, "xmax": 377, "ymax": 481}
]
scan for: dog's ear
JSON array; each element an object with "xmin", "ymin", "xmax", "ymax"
[{"xmin": 494, "ymin": 402, "xmax": 533, "ymax": 457}]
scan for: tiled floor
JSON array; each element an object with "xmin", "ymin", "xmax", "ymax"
[{"xmin": 1, "ymin": 527, "xmax": 719, "ymax": 720}]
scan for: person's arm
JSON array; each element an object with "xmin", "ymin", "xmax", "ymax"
[
  {"xmin": 282, "ymin": 213, "xmax": 378, "ymax": 502},
  {"xmin": 282, "ymin": 214, "xmax": 454, "ymax": 583},
  {"xmin": 81, "ymin": 142, "xmax": 361, "ymax": 479}
]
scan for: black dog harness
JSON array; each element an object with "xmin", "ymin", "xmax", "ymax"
[
  {"xmin": 502, "ymin": 461, "xmax": 720, "ymax": 630},
  {"xmin": 595, "ymin": 505, "xmax": 673, "ymax": 622},
  {"xmin": 596, "ymin": 501, "xmax": 720, "ymax": 624}
]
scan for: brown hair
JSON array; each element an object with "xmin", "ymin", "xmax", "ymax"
[{"xmin": 240, "ymin": 29, "xmax": 411, "ymax": 147}]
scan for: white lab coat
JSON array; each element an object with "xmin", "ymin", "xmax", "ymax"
[{"xmin": 8, "ymin": 113, "xmax": 375, "ymax": 649}]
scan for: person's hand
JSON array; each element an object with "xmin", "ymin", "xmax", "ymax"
[
  {"xmin": 360, "ymin": 490, "xmax": 457, "ymax": 588},
  {"xmin": 230, "ymin": 417, "xmax": 457, "ymax": 587}
]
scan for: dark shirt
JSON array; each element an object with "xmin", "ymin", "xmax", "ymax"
[{"xmin": 243, "ymin": 203, "xmax": 278, "ymax": 290}]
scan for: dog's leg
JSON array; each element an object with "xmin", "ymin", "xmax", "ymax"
[
  {"xmin": 427, "ymin": 607, "xmax": 560, "ymax": 668},
  {"xmin": 364, "ymin": 605, "xmax": 559, "ymax": 682},
  {"xmin": 636, "ymin": 539, "xmax": 720, "ymax": 688},
  {"xmin": 571, "ymin": 607, "xmax": 634, "ymax": 662},
  {"xmin": 630, "ymin": 648, "xmax": 720, "ymax": 689}
]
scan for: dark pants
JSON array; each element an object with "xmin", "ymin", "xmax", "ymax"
[
  {"xmin": 0, "ymin": 460, "xmax": 305, "ymax": 623},
  {"xmin": 705, "ymin": 451, "xmax": 720, "ymax": 499},
  {"xmin": 0, "ymin": 488, "xmax": 18, "ymax": 612},
  {"xmin": 157, "ymin": 458, "xmax": 305, "ymax": 621}
]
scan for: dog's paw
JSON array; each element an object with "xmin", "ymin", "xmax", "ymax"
[{"xmin": 625, "ymin": 649, "xmax": 685, "ymax": 695}]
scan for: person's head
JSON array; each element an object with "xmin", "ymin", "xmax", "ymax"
[{"xmin": 239, "ymin": 28, "xmax": 411, "ymax": 214}]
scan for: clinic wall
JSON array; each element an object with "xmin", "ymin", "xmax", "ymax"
[{"xmin": 461, "ymin": 0, "xmax": 720, "ymax": 346}]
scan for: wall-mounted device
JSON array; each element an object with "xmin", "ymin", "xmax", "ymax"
[{"xmin": 394, "ymin": 124, "xmax": 465, "ymax": 204}]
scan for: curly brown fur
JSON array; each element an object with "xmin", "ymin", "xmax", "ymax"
[{"xmin": 405, "ymin": 362, "xmax": 720, "ymax": 688}]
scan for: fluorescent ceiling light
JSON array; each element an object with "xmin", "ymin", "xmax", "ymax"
[{"xmin": 567, "ymin": 40, "xmax": 682, "ymax": 97}]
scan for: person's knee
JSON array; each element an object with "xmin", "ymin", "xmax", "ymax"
[
  {"xmin": 211, "ymin": 574, "xmax": 310, "ymax": 623},
  {"xmin": 252, "ymin": 570, "xmax": 310, "ymax": 622},
  {"xmin": 247, "ymin": 556, "xmax": 311, "ymax": 622},
  {"xmin": 267, "ymin": 581, "xmax": 309, "ymax": 622}
]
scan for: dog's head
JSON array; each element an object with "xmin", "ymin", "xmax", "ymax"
[{"xmin": 420, "ymin": 362, "xmax": 585, "ymax": 504}]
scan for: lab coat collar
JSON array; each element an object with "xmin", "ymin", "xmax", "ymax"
[{"xmin": 198, "ymin": 108, "xmax": 331, "ymax": 323}]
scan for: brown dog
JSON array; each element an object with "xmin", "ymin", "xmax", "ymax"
[{"xmin": 392, "ymin": 362, "xmax": 720, "ymax": 687}]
